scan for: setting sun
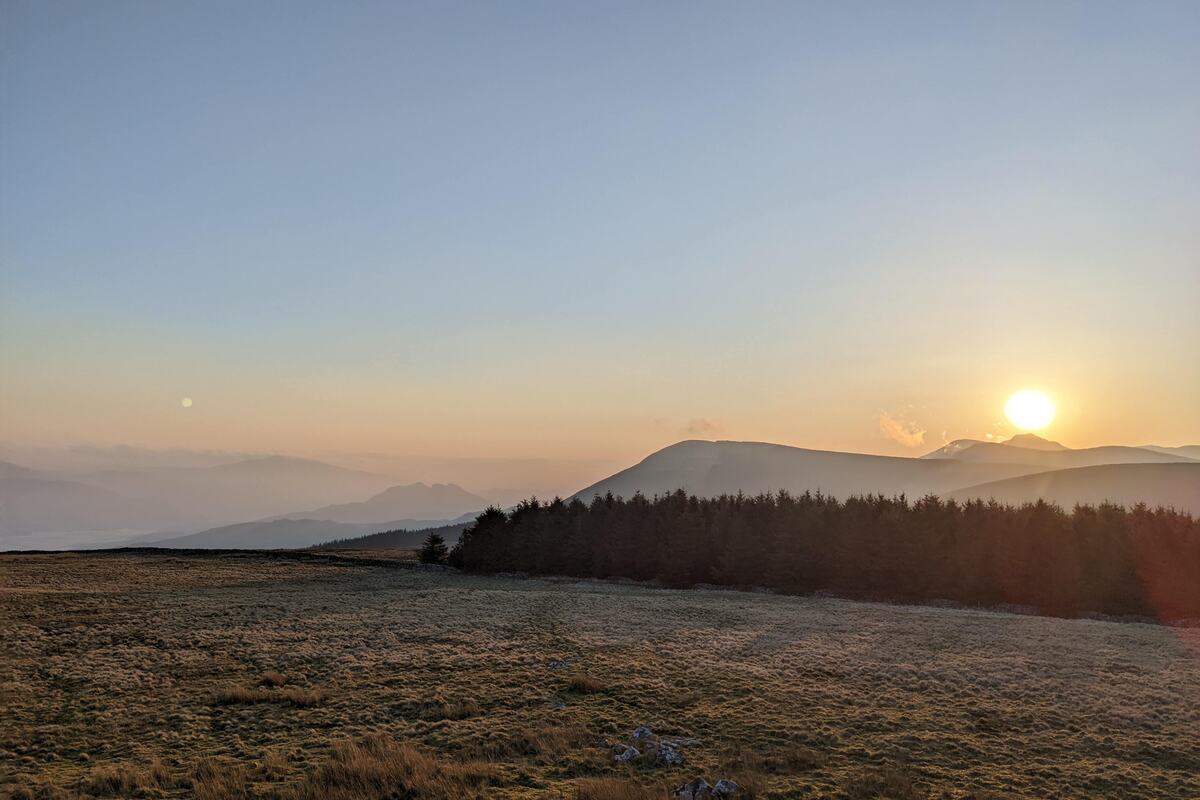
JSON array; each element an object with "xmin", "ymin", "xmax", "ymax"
[{"xmin": 1005, "ymin": 389, "xmax": 1056, "ymax": 431}]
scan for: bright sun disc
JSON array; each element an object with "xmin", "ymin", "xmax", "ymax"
[{"xmin": 1005, "ymin": 389, "xmax": 1055, "ymax": 431}]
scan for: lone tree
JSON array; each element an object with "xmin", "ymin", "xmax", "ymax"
[{"xmin": 418, "ymin": 531, "xmax": 449, "ymax": 564}]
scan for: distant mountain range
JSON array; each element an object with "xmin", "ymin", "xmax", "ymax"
[
  {"xmin": 312, "ymin": 521, "xmax": 469, "ymax": 550},
  {"xmin": 269, "ymin": 482, "xmax": 488, "ymax": 524},
  {"xmin": 572, "ymin": 435, "xmax": 1200, "ymax": 514},
  {"xmin": 141, "ymin": 482, "xmax": 488, "ymax": 549},
  {"xmin": 921, "ymin": 436, "xmax": 1191, "ymax": 468},
  {"xmin": 572, "ymin": 440, "xmax": 1042, "ymax": 501},
  {"xmin": 147, "ymin": 516, "xmax": 475, "ymax": 550},
  {"xmin": 0, "ymin": 457, "xmax": 480, "ymax": 549},
  {"xmin": 945, "ymin": 462, "xmax": 1200, "ymax": 513},
  {"xmin": 76, "ymin": 455, "xmax": 397, "ymax": 527},
  {"xmin": 4, "ymin": 434, "xmax": 1197, "ymax": 550}
]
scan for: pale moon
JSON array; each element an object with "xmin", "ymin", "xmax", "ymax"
[
  {"xmin": 1004, "ymin": 389, "xmax": 1054, "ymax": 431},
  {"xmin": 181, "ymin": 397, "xmax": 193, "ymax": 408}
]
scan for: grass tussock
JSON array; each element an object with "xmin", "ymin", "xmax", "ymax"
[
  {"xmin": 575, "ymin": 776, "xmax": 667, "ymax": 800},
  {"xmin": 419, "ymin": 696, "xmax": 482, "ymax": 721},
  {"xmin": 258, "ymin": 749, "xmax": 290, "ymax": 781},
  {"xmin": 214, "ymin": 685, "xmax": 326, "ymax": 707},
  {"xmin": 472, "ymin": 721, "xmax": 595, "ymax": 761},
  {"xmin": 279, "ymin": 733, "xmax": 499, "ymax": 800},
  {"xmin": 259, "ymin": 671, "xmax": 290, "ymax": 687},
  {"xmin": 566, "ymin": 673, "xmax": 608, "ymax": 694},
  {"xmin": 724, "ymin": 742, "xmax": 828, "ymax": 773},
  {"xmin": 84, "ymin": 758, "xmax": 173, "ymax": 795},
  {"xmin": 191, "ymin": 757, "xmax": 251, "ymax": 800},
  {"xmin": 842, "ymin": 765, "xmax": 925, "ymax": 800}
]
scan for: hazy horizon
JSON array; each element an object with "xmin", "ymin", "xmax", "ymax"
[{"xmin": 4, "ymin": 1, "xmax": 1199, "ymax": 474}]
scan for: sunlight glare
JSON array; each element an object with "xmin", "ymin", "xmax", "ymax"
[{"xmin": 1004, "ymin": 389, "xmax": 1055, "ymax": 431}]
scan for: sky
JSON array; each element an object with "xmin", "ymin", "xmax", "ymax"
[{"xmin": 2, "ymin": 0, "xmax": 1198, "ymax": 487}]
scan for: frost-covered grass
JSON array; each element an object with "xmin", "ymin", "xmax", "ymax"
[{"xmin": 1, "ymin": 551, "xmax": 1198, "ymax": 798}]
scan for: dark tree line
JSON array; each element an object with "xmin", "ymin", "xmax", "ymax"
[{"xmin": 449, "ymin": 491, "xmax": 1200, "ymax": 620}]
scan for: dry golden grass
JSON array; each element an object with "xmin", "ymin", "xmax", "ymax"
[
  {"xmin": 258, "ymin": 671, "xmax": 289, "ymax": 687},
  {"xmin": 213, "ymin": 685, "xmax": 326, "ymax": 707},
  {"xmin": 1, "ymin": 550, "xmax": 1198, "ymax": 799},
  {"xmin": 472, "ymin": 721, "xmax": 596, "ymax": 762},
  {"xmin": 574, "ymin": 776, "xmax": 668, "ymax": 799},
  {"xmin": 190, "ymin": 756, "xmax": 252, "ymax": 800},
  {"xmin": 841, "ymin": 765, "xmax": 924, "ymax": 799},
  {"xmin": 418, "ymin": 695, "xmax": 482, "ymax": 721},
  {"xmin": 566, "ymin": 673, "xmax": 609, "ymax": 694},
  {"xmin": 84, "ymin": 758, "xmax": 174, "ymax": 795},
  {"xmin": 279, "ymin": 734, "xmax": 499, "ymax": 800}
]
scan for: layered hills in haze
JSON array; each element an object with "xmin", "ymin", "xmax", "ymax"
[
  {"xmin": 572, "ymin": 440, "xmax": 1042, "ymax": 502},
  {"xmin": 571, "ymin": 435, "xmax": 1199, "ymax": 515},
  {"xmin": 270, "ymin": 482, "xmax": 487, "ymax": 524},
  {"xmin": 945, "ymin": 462, "xmax": 1200, "ymax": 513},
  {"xmin": 0, "ymin": 457, "xmax": 476, "ymax": 549},
  {"xmin": 146, "ymin": 482, "xmax": 487, "ymax": 549},
  {"xmin": 922, "ymin": 434, "xmax": 1191, "ymax": 468},
  {"xmin": 4, "ymin": 434, "xmax": 1197, "ymax": 550}
]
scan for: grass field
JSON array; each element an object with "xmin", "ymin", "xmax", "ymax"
[{"xmin": 2, "ymin": 551, "xmax": 1198, "ymax": 799}]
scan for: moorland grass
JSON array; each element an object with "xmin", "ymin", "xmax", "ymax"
[{"xmin": 1, "ymin": 551, "xmax": 1198, "ymax": 799}]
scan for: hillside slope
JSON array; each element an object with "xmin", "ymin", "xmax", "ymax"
[
  {"xmin": 149, "ymin": 514, "xmax": 475, "ymax": 549},
  {"xmin": 313, "ymin": 521, "xmax": 468, "ymax": 550},
  {"xmin": 945, "ymin": 463, "xmax": 1200, "ymax": 513},
  {"xmin": 573, "ymin": 440, "xmax": 1049, "ymax": 501},
  {"xmin": 922, "ymin": 435, "xmax": 1193, "ymax": 468},
  {"xmin": 272, "ymin": 482, "xmax": 487, "ymax": 524},
  {"xmin": 71, "ymin": 456, "xmax": 396, "ymax": 529}
]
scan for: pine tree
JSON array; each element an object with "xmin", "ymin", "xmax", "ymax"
[{"xmin": 418, "ymin": 531, "xmax": 449, "ymax": 564}]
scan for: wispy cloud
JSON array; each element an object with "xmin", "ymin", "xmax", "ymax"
[
  {"xmin": 681, "ymin": 418, "xmax": 722, "ymax": 436},
  {"xmin": 878, "ymin": 411, "xmax": 926, "ymax": 448}
]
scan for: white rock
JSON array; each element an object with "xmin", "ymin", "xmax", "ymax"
[
  {"xmin": 613, "ymin": 745, "xmax": 640, "ymax": 763},
  {"xmin": 672, "ymin": 778, "xmax": 712, "ymax": 799},
  {"xmin": 712, "ymin": 779, "xmax": 739, "ymax": 797},
  {"xmin": 656, "ymin": 742, "xmax": 685, "ymax": 765}
]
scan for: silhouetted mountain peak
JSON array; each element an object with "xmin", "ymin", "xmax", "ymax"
[
  {"xmin": 1003, "ymin": 433, "xmax": 1068, "ymax": 451},
  {"xmin": 921, "ymin": 439, "xmax": 986, "ymax": 459}
]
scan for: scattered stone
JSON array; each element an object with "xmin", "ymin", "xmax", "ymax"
[
  {"xmin": 545, "ymin": 658, "xmax": 573, "ymax": 669},
  {"xmin": 673, "ymin": 777, "xmax": 738, "ymax": 798},
  {"xmin": 672, "ymin": 778, "xmax": 712, "ymax": 799},
  {"xmin": 545, "ymin": 696, "xmax": 566, "ymax": 709},
  {"xmin": 655, "ymin": 741, "xmax": 685, "ymax": 765},
  {"xmin": 613, "ymin": 744, "xmax": 640, "ymax": 763},
  {"xmin": 712, "ymin": 779, "xmax": 739, "ymax": 797},
  {"xmin": 666, "ymin": 736, "xmax": 702, "ymax": 747},
  {"xmin": 622, "ymin": 725, "xmax": 695, "ymax": 765}
]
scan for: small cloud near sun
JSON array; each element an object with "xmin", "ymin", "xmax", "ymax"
[
  {"xmin": 181, "ymin": 397, "xmax": 193, "ymax": 408},
  {"xmin": 681, "ymin": 418, "xmax": 722, "ymax": 436},
  {"xmin": 878, "ymin": 411, "xmax": 926, "ymax": 448}
]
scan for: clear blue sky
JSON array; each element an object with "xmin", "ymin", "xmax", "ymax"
[{"xmin": 2, "ymin": 1, "xmax": 1198, "ymax": 465}]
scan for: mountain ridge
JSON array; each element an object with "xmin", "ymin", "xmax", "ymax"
[
  {"xmin": 944, "ymin": 462, "xmax": 1200, "ymax": 514},
  {"xmin": 269, "ymin": 481, "xmax": 487, "ymax": 524},
  {"xmin": 572, "ymin": 439, "xmax": 1049, "ymax": 502}
]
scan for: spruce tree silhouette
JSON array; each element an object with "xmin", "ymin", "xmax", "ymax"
[{"xmin": 418, "ymin": 532, "xmax": 449, "ymax": 564}]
